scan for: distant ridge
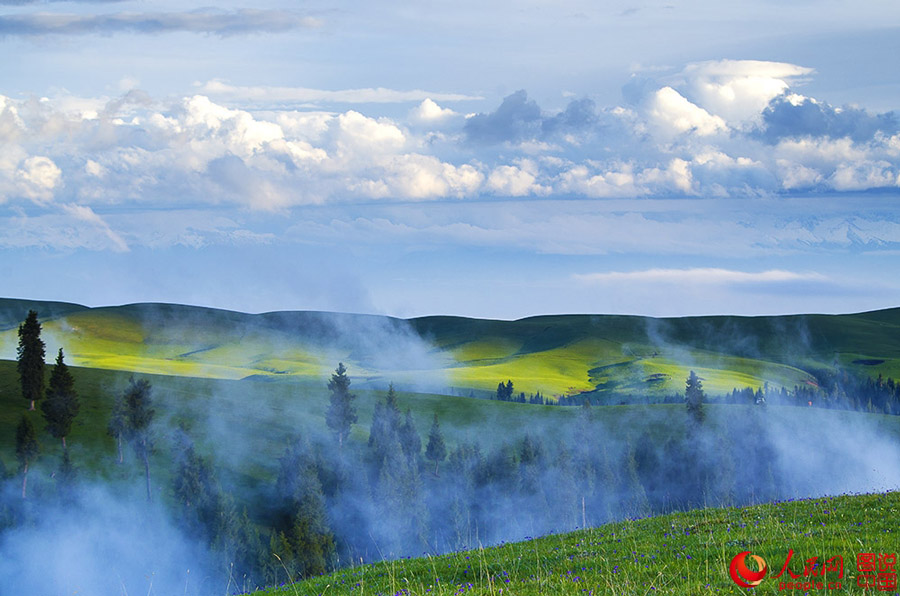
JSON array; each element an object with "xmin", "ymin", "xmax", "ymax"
[{"xmin": 0, "ymin": 297, "xmax": 898, "ymax": 400}]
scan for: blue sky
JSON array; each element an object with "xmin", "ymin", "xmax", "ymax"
[{"xmin": 0, "ymin": 0, "xmax": 898, "ymax": 319}]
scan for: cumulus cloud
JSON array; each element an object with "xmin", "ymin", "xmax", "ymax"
[
  {"xmin": 645, "ymin": 87, "xmax": 727, "ymax": 137},
  {"xmin": 1, "ymin": 58, "xmax": 899, "ymax": 219},
  {"xmin": 676, "ymin": 60, "xmax": 814, "ymax": 126},
  {"xmin": 464, "ymin": 90, "xmax": 600, "ymax": 145},
  {"xmin": 15, "ymin": 156, "xmax": 62, "ymax": 203},
  {"xmin": 760, "ymin": 94, "xmax": 900, "ymax": 143},
  {"xmin": 0, "ymin": 9, "xmax": 321, "ymax": 37},
  {"xmin": 486, "ymin": 160, "xmax": 548, "ymax": 196},
  {"xmin": 409, "ymin": 99, "xmax": 457, "ymax": 124}
]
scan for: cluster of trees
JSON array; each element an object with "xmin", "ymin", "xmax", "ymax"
[
  {"xmin": 9, "ymin": 311, "xmax": 158, "ymax": 502},
  {"xmin": 495, "ymin": 367, "xmax": 900, "ymax": 417},
  {"xmin": 492, "ymin": 380, "xmax": 547, "ymax": 404},
  {"xmin": 12, "ymin": 310, "xmax": 81, "ymax": 499}
]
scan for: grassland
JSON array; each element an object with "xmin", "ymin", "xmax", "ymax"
[
  {"xmin": 2, "ymin": 299, "xmax": 899, "ymax": 404},
  {"xmin": 253, "ymin": 490, "xmax": 900, "ymax": 596}
]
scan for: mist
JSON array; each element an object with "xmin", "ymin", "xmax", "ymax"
[{"xmin": 0, "ymin": 303, "xmax": 898, "ymax": 594}]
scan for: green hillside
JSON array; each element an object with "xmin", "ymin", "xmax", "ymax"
[
  {"xmin": 254, "ymin": 490, "xmax": 900, "ymax": 596},
  {"xmin": 1, "ymin": 298, "xmax": 898, "ymax": 403}
]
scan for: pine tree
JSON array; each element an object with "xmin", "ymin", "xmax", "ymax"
[
  {"xmin": 368, "ymin": 383, "xmax": 402, "ymax": 483},
  {"xmin": 107, "ymin": 389, "xmax": 127, "ymax": 464},
  {"xmin": 425, "ymin": 413, "xmax": 447, "ymax": 476},
  {"xmin": 274, "ymin": 438, "xmax": 335, "ymax": 579},
  {"xmin": 41, "ymin": 348, "xmax": 80, "ymax": 450},
  {"xmin": 122, "ymin": 377, "xmax": 155, "ymax": 500},
  {"xmin": 399, "ymin": 408, "xmax": 421, "ymax": 463},
  {"xmin": 15, "ymin": 415, "xmax": 39, "ymax": 499},
  {"xmin": 17, "ymin": 310, "xmax": 45, "ymax": 411},
  {"xmin": 685, "ymin": 370, "xmax": 706, "ymax": 424},
  {"xmin": 325, "ymin": 363, "xmax": 357, "ymax": 449}
]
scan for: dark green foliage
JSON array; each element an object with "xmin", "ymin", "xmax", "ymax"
[
  {"xmin": 495, "ymin": 380, "xmax": 514, "ymax": 401},
  {"xmin": 41, "ymin": 348, "xmax": 80, "ymax": 449},
  {"xmin": 173, "ymin": 437, "xmax": 224, "ymax": 545},
  {"xmin": 16, "ymin": 310, "xmax": 45, "ymax": 411},
  {"xmin": 107, "ymin": 387, "xmax": 127, "ymax": 464},
  {"xmin": 374, "ymin": 433, "xmax": 428, "ymax": 555},
  {"xmin": 684, "ymin": 370, "xmax": 705, "ymax": 424},
  {"xmin": 425, "ymin": 413, "xmax": 447, "ymax": 476},
  {"xmin": 273, "ymin": 438, "xmax": 336, "ymax": 581},
  {"xmin": 121, "ymin": 377, "xmax": 155, "ymax": 500},
  {"xmin": 367, "ymin": 383, "xmax": 401, "ymax": 485},
  {"xmin": 223, "ymin": 507, "xmax": 267, "ymax": 593},
  {"xmin": 399, "ymin": 408, "xmax": 421, "ymax": 463},
  {"xmin": 325, "ymin": 363, "xmax": 357, "ymax": 448},
  {"xmin": 15, "ymin": 414, "xmax": 39, "ymax": 498}
]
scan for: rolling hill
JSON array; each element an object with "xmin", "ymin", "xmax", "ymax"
[{"xmin": 2, "ymin": 298, "xmax": 899, "ymax": 402}]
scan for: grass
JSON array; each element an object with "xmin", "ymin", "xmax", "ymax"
[
  {"xmin": 253, "ymin": 491, "xmax": 900, "ymax": 596},
  {"xmin": 3, "ymin": 299, "xmax": 900, "ymax": 401}
]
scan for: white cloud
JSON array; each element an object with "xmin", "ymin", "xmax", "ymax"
[
  {"xmin": 646, "ymin": 86, "xmax": 727, "ymax": 137},
  {"xmin": 409, "ymin": 99, "xmax": 457, "ymax": 124},
  {"xmin": 574, "ymin": 268, "xmax": 827, "ymax": 285},
  {"xmin": 677, "ymin": 60, "xmax": 814, "ymax": 126},
  {"xmin": 16, "ymin": 156, "xmax": 62, "ymax": 202},
  {"xmin": 486, "ymin": 161, "xmax": 547, "ymax": 196}
]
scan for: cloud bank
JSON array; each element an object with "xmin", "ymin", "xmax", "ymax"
[{"xmin": 0, "ymin": 59, "xmax": 898, "ymax": 253}]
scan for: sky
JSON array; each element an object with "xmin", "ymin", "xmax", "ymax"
[{"xmin": 0, "ymin": 0, "xmax": 899, "ymax": 319}]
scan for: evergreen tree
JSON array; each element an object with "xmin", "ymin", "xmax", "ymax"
[
  {"xmin": 325, "ymin": 363, "xmax": 357, "ymax": 449},
  {"xmin": 425, "ymin": 413, "xmax": 447, "ymax": 476},
  {"xmin": 107, "ymin": 389, "xmax": 127, "ymax": 464},
  {"xmin": 685, "ymin": 370, "xmax": 706, "ymax": 424},
  {"xmin": 367, "ymin": 383, "xmax": 402, "ymax": 486},
  {"xmin": 15, "ymin": 415, "xmax": 39, "ymax": 499},
  {"xmin": 17, "ymin": 310, "xmax": 45, "ymax": 411},
  {"xmin": 399, "ymin": 408, "xmax": 421, "ymax": 463},
  {"xmin": 223, "ymin": 507, "xmax": 267, "ymax": 593},
  {"xmin": 41, "ymin": 348, "xmax": 81, "ymax": 449},
  {"xmin": 274, "ymin": 438, "xmax": 335, "ymax": 580},
  {"xmin": 122, "ymin": 377, "xmax": 155, "ymax": 500},
  {"xmin": 172, "ymin": 436, "xmax": 224, "ymax": 544}
]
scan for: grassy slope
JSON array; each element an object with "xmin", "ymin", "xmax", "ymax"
[
  {"xmin": 2, "ymin": 299, "xmax": 899, "ymax": 404},
  {"xmin": 255, "ymin": 491, "xmax": 900, "ymax": 596}
]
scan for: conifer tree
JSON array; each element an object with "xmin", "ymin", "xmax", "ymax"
[
  {"xmin": 685, "ymin": 370, "xmax": 706, "ymax": 424},
  {"xmin": 122, "ymin": 377, "xmax": 155, "ymax": 500},
  {"xmin": 368, "ymin": 384, "xmax": 402, "ymax": 479},
  {"xmin": 17, "ymin": 310, "xmax": 45, "ymax": 411},
  {"xmin": 41, "ymin": 348, "xmax": 80, "ymax": 449},
  {"xmin": 325, "ymin": 363, "xmax": 357, "ymax": 449},
  {"xmin": 15, "ymin": 415, "xmax": 39, "ymax": 499},
  {"xmin": 107, "ymin": 390, "xmax": 127, "ymax": 464},
  {"xmin": 425, "ymin": 413, "xmax": 447, "ymax": 476},
  {"xmin": 274, "ymin": 438, "xmax": 335, "ymax": 579},
  {"xmin": 399, "ymin": 408, "xmax": 421, "ymax": 463}
]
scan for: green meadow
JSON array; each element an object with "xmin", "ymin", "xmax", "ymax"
[{"xmin": 255, "ymin": 490, "xmax": 900, "ymax": 596}]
